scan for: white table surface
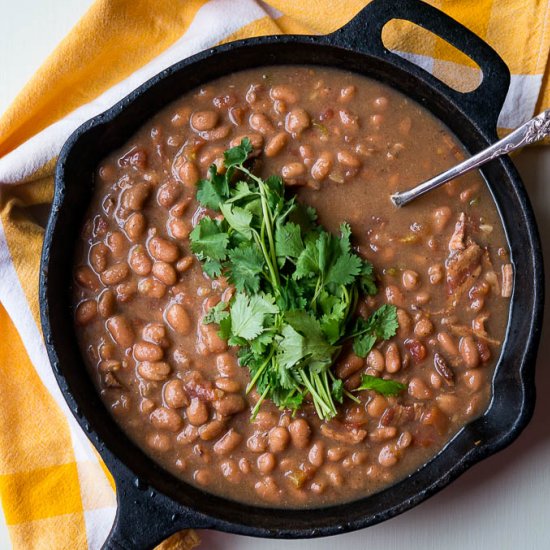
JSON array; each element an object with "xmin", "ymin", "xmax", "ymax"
[{"xmin": 1, "ymin": 2, "xmax": 549, "ymax": 549}]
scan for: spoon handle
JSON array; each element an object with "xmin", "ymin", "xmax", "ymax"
[{"xmin": 391, "ymin": 109, "xmax": 550, "ymax": 207}]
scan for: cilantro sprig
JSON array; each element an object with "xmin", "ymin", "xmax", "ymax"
[
  {"xmin": 354, "ymin": 374, "xmax": 407, "ymax": 397},
  {"xmin": 190, "ymin": 139, "xmax": 399, "ymax": 420}
]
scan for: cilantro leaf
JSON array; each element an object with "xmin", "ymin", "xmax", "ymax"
[
  {"xmin": 360, "ymin": 260, "xmax": 377, "ymax": 296},
  {"xmin": 220, "ymin": 203, "xmax": 253, "ymax": 238},
  {"xmin": 352, "ymin": 304, "xmax": 399, "ymax": 357},
  {"xmin": 224, "ymin": 137, "xmax": 253, "ymax": 166},
  {"xmin": 203, "ymin": 301, "xmax": 229, "ymax": 325},
  {"xmin": 230, "ymin": 292, "xmax": 278, "ymax": 341},
  {"xmin": 353, "ymin": 333, "xmax": 377, "ymax": 357},
  {"xmin": 189, "ymin": 217, "xmax": 228, "ymax": 261},
  {"xmin": 275, "ymin": 222, "xmax": 304, "ymax": 262},
  {"xmin": 355, "ymin": 374, "xmax": 407, "ymax": 396},
  {"xmin": 196, "ymin": 165, "xmax": 230, "ymax": 210},
  {"xmin": 227, "ymin": 245, "xmax": 264, "ymax": 293}
]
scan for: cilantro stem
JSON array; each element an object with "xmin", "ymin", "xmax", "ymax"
[
  {"xmin": 246, "ymin": 347, "xmax": 275, "ymax": 394},
  {"xmin": 239, "ymin": 165, "xmax": 280, "ymax": 287},
  {"xmin": 251, "ymin": 386, "xmax": 270, "ymax": 420}
]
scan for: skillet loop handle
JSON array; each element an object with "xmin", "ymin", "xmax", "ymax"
[
  {"xmin": 102, "ymin": 472, "xmax": 202, "ymax": 550},
  {"xmin": 324, "ymin": 0, "xmax": 510, "ymax": 137}
]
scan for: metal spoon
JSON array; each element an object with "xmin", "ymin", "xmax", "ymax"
[{"xmin": 391, "ymin": 109, "xmax": 550, "ymax": 207}]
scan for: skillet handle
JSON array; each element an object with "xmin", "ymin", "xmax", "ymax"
[
  {"xmin": 102, "ymin": 470, "xmax": 205, "ymax": 550},
  {"xmin": 324, "ymin": 0, "xmax": 510, "ymax": 137}
]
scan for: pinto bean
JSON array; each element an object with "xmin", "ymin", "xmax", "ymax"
[
  {"xmin": 288, "ymin": 419, "xmax": 311, "ymax": 449},
  {"xmin": 168, "ymin": 217, "xmax": 191, "ymax": 240},
  {"xmin": 264, "ymin": 132, "xmax": 288, "ymax": 157},
  {"xmin": 337, "ymin": 150, "xmax": 361, "ymax": 168},
  {"xmin": 150, "ymin": 407, "xmax": 183, "ymax": 432},
  {"xmin": 396, "ymin": 308, "xmax": 412, "ymax": 337},
  {"xmin": 230, "ymin": 133, "xmax": 263, "ymax": 154},
  {"xmin": 157, "ymin": 181, "xmax": 181, "ymax": 208},
  {"xmin": 129, "ymin": 245, "xmax": 152, "ymax": 275},
  {"xmin": 117, "ymin": 281, "xmax": 136, "ymax": 304},
  {"xmin": 247, "ymin": 432, "xmax": 268, "ymax": 453},
  {"xmin": 402, "ymin": 270, "xmax": 419, "ymax": 290},
  {"xmin": 385, "ymin": 343, "xmax": 401, "ymax": 373},
  {"xmin": 75, "ymin": 300, "xmax": 97, "ymax": 325},
  {"xmin": 176, "ymin": 424, "xmax": 198, "ymax": 445},
  {"xmin": 164, "ymin": 379, "xmax": 189, "ymax": 409},
  {"xmin": 311, "ymin": 151, "xmax": 333, "ymax": 181},
  {"xmin": 102, "ymin": 262, "xmax": 130, "ymax": 285},
  {"xmin": 281, "ymin": 162, "xmax": 306, "ymax": 186},
  {"xmin": 138, "ymin": 277, "xmax": 166, "ymax": 298},
  {"xmin": 367, "ymin": 395, "xmax": 388, "ymax": 417},
  {"xmin": 214, "ymin": 378, "xmax": 240, "ymax": 393},
  {"xmin": 138, "ymin": 361, "xmax": 171, "ymax": 381},
  {"xmin": 339, "ymin": 85, "xmax": 356, "ymax": 102},
  {"xmin": 369, "ymin": 426, "xmax": 397, "ymax": 442},
  {"xmin": 214, "ymin": 429, "xmax": 242, "ymax": 454},
  {"xmin": 106, "ymin": 315, "xmax": 134, "ymax": 348},
  {"xmin": 202, "ymin": 323, "xmax": 228, "ymax": 353},
  {"xmin": 249, "ymin": 112, "xmax": 274, "ymax": 134},
  {"xmin": 186, "ymin": 397, "xmax": 209, "ymax": 426},
  {"xmin": 75, "ymin": 265, "xmax": 101, "ymax": 291},
  {"xmin": 194, "ymin": 469, "xmax": 212, "ymax": 486},
  {"xmin": 176, "ymin": 256, "xmax": 193, "ymax": 273},
  {"xmin": 121, "ymin": 182, "xmax": 150, "ymax": 211},
  {"xmin": 335, "ymin": 352, "xmax": 364, "ymax": 379},
  {"xmin": 146, "ymin": 432, "xmax": 172, "ymax": 452},
  {"xmin": 459, "ymin": 336, "xmax": 480, "ymax": 368},
  {"xmin": 134, "ymin": 341, "xmax": 163, "ymax": 362},
  {"xmin": 339, "ymin": 109, "xmax": 358, "ymax": 128},
  {"xmin": 428, "ymin": 263, "xmax": 444, "ymax": 285},
  {"xmin": 385, "ymin": 285, "xmax": 405, "ymax": 307},
  {"xmin": 270, "ymin": 85, "xmax": 298, "ymax": 103},
  {"xmin": 148, "ymin": 236, "xmax": 179, "ymax": 263},
  {"xmin": 165, "ymin": 303, "xmax": 191, "ymax": 335},
  {"xmin": 178, "ymin": 161, "xmax": 200, "ymax": 186},
  {"xmin": 152, "ymin": 261, "xmax": 177, "ymax": 285},
  {"xmin": 308, "ymin": 441, "xmax": 325, "ymax": 467},
  {"xmin": 378, "ymin": 445, "xmax": 398, "ymax": 467},
  {"xmin": 408, "ymin": 377, "xmax": 433, "ymax": 400},
  {"xmin": 98, "ymin": 289, "xmax": 116, "ymax": 318},
  {"xmin": 213, "ymin": 394, "xmax": 246, "ymax": 416},
  {"xmin": 199, "ymin": 420, "xmax": 226, "ymax": 441},
  {"xmin": 201, "ymin": 125, "xmax": 230, "ymax": 141},
  {"xmin": 257, "ymin": 452, "xmax": 277, "ymax": 474},
  {"xmin": 366, "ymin": 349, "xmax": 385, "ymax": 372},
  {"xmin": 89, "ymin": 243, "xmax": 109, "ymax": 272},
  {"xmin": 191, "ymin": 110, "xmax": 218, "ymax": 131},
  {"xmin": 216, "ymin": 352, "xmax": 238, "ymax": 377},
  {"xmin": 220, "ymin": 459, "xmax": 241, "ymax": 483},
  {"xmin": 124, "ymin": 212, "xmax": 147, "ymax": 241},
  {"xmin": 285, "ymin": 108, "xmax": 310, "ymax": 137},
  {"xmin": 438, "ymin": 332, "xmax": 459, "ymax": 356},
  {"xmin": 432, "ymin": 206, "xmax": 452, "ymax": 233},
  {"xmin": 463, "ymin": 369, "xmax": 485, "ymax": 392},
  {"xmin": 268, "ymin": 426, "xmax": 290, "ymax": 453}
]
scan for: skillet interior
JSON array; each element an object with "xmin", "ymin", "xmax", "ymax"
[{"xmin": 40, "ymin": 1, "xmax": 543, "ymax": 546}]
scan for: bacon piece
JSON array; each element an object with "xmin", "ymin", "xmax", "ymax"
[{"xmin": 448, "ymin": 212, "xmax": 466, "ymax": 252}]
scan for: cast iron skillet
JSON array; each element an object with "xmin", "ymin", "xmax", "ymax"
[{"xmin": 40, "ymin": 0, "xmax": 544, "ymax": 548}]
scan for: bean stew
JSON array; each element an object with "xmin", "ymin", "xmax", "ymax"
[{"xmin": 73, "ymin": 66, "xmax": 512, "ymax": 507}]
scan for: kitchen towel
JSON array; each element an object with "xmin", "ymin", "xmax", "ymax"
[{"xmin": 0, "ymin": 1, "xmax": 548, "ymax": 548}]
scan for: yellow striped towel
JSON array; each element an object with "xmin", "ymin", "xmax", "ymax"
[{"xmin": 0, "ymin": 1, "xmax": 548, "ymax": 548}]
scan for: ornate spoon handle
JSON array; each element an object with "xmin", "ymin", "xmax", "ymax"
[{"xmin": 391, "ymin": 109, "xmax": 550, "ymax": 207}]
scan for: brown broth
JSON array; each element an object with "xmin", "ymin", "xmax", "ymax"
[{"xmin": 73, "ymin": 66, "xmax": 511, "ymax": 507}]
